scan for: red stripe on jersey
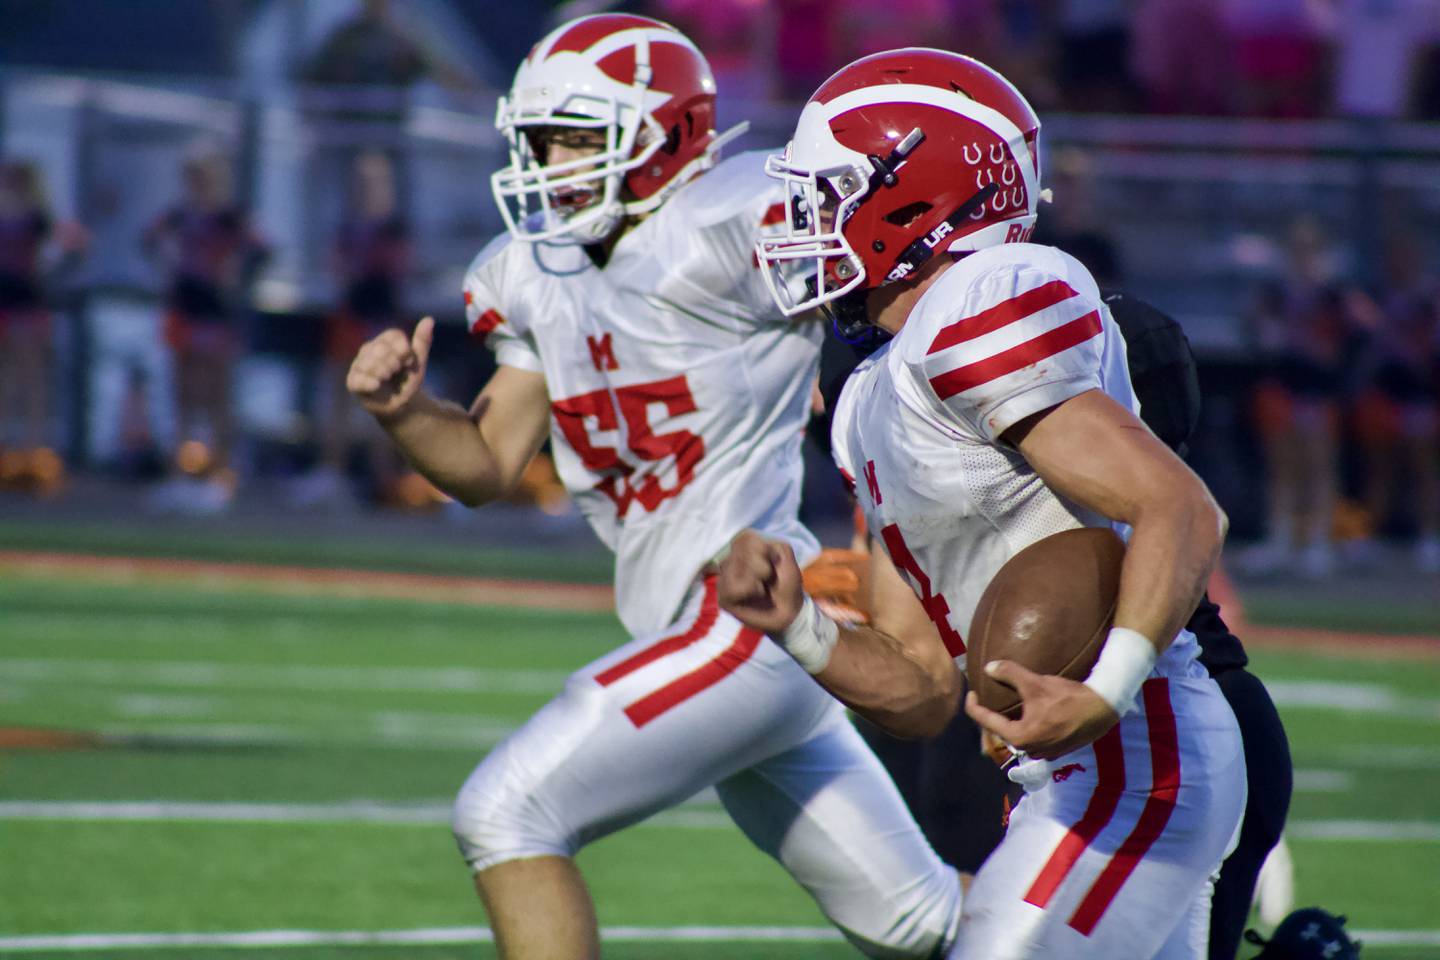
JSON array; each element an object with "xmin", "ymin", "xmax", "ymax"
[
  {"xmin": 1023, "ymin": 725, "xmax": 1126, "ymax": 909},
  {"xmin": 928, "ymin": 309, "xmax": 1102, "ymax": 401},
  {"xmin": 838, "ymin": 467, "xmax": 856, "ymax": 495},
  {"xmin": 471, "ymin": 307, "xmax": 506, "ymax": 338},
  {"xmin": 594, "ymin": 576, "xmax": 719, "ymax": 686},
  {"xmin": 1068, "ymin": 679, "xmax": 1181, "ymax": 936},
  {"xmin": 926, "ymin": 279, "xmax": 1079, "ymax": 355},
  {"xmin": 623, "ymin": 627, "xmax": 763, "ymax": 727},
  {"xmin": 761, "ymin": 202, "xmax": 786, "ymax": 226}
]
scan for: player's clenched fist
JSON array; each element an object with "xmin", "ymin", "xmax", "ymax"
[
  {"xmin": 717, "ymin": 530, "xmax": 805, "ymax": 635},
  {"xmin": 346, "ymin": 317, "xmax": 435, "ymax": 420}
]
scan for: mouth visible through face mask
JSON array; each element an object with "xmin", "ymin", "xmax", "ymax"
[{"xmin": 527, "ymin": 124, "xmax": 608, "ymax": 218}]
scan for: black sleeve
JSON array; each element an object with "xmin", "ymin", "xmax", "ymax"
[
  {"xmin": 808, "ymin": 328, "xmax": 890, "ymax": 456},
  {"xmin": 1100, "ymin": 289, "xmax": 1202, "ymax": 455}
]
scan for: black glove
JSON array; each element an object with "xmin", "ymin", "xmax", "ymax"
[{"xmin": 1244, "ymin": 907, "xmax": 1361, "ymax": 959}]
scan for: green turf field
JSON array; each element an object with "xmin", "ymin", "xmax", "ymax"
[{"xmin": 2, "ymin": 569, "xmax": 1437, "ymax": 958}]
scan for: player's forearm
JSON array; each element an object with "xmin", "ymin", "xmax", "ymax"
[
  {"xmin": 1113, "ymin": 484, "xmax": 1227, "ymax": 654},
  {"xmin": 375, "ymin": 392, "xmax": 510, "ymax": 506},
  {"xmin": 815, "ymin": 623, "xmax": 963, "ymax": 739}
]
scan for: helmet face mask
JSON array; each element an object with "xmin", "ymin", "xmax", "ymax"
[
  {"xmin": 756, "ymin": 48, "xmax": 1043, "ymax": 322},
  {"xmin": 491, "ymin": 14, "xmax": 744, "ymax": 247},
  {"xmin": 757, "ymin": 151, "xmax": 873, "ymax": 315},
  {"xmin": 493, "ymin": 70, "xmax": 668, "ymax": 245}
]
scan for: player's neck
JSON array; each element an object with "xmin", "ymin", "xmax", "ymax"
[
  {"xmin": 869, "ymin": 255, "xmax": 958, "ymax": 335},
  {"xmin": 582, "ymin": 213, "xmax": 646, "ymax": 268}
]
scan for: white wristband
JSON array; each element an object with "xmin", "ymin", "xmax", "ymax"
[
  {"xmin": 776, "ymin": 595, "xmax": 839, "ymax": 675},
  {"xmin": 1083, "ymin": 627, "xmax": 1157, "ymax": 716}
]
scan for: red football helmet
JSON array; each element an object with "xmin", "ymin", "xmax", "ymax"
[
  {"xmin": 492, "ymin": 13, "xmax": 745, "ymax": 244},
  {"xmin": 756, "ymin": 49, "xmax": 1043, "ymax": 316}
]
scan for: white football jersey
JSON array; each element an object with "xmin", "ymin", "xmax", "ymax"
[
  {"xmin": 464, "ymin": 152, "xmax": 823, "ymax": 637},
  {"xmin": 832, "ymin": 243, "xmax": 1201, "ymax": 678}
]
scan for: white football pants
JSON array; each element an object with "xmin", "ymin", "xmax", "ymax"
[
  {"xmin": 950, "ymin": 674, "xmax": 1246, "ymax": 960},
  {"xmin": 452, "ymin": 575, "xmax": 963, "ymax": 958}
]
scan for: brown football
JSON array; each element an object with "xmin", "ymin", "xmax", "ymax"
[{"xmin": 966, "ymin": 527, "xmax": 1126, "ymax": 718}]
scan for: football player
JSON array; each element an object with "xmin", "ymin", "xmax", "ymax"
[
  {"xmin": 810, "ymin": 291, "xmax": 1295, "ymax": 960},
  {"xmin": 346, "ymin": 15, "xmax": 962, "ymax": 960},
  {"xmin": 721, "ymin": 49, "xmax": 1246, "ymax": 958}
]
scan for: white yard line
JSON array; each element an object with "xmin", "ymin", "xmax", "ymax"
[
  {"xmin": 1333, "ymin": 744, "xmax": 1440, "ymax": 768},
  {"xmin": 1291, "ymin": 769, "xmax": 1355, "ymax": 793},
  {"xmin": 0, "ymin": 800, "xmax": 735, "ymax": 830},
  {"xmin": 1, "ymin": 925, "xmax": 1436, "ymax": 952},
  {"xmin": 0, "ymin": 925, "xmax": 841, "ymax": 951},
  {"xmin": 2, "ymin": 802, "xmax": 1435, "ymax": 841},
  {"xmin": 1265, "ymin": 681, "xmax": 1440, "ymax": 722},
  {"xmin": 8, "ymin": 664, "xmax": 1438, "ymax": 721},
  {"xmin": 0, "ymin": 658, "xmax": 570, "ymax": 695},
  {"xmin": 1286, "ymin": 820, "xmax": 1440, "ymax": 842}
]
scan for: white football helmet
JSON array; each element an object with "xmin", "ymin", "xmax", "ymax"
[{"xmin": 492, "ymin": 13, "xmax": 746, "ymax": 245}]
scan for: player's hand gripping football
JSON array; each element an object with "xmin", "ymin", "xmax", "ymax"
[
  {"xmin": 346, "ymin": 317, "xmax": 435, "ymax": 420},
  {"xmin": 964, "ymin": 660, "xmax": 1119, "ymax": 761},
  {"xmin": 717, "ymin": 530, "xmax": 805, "ymax": 636}
]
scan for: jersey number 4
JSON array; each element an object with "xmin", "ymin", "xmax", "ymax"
[
  {"xmin": 552, "ymin": 375, "xmax": 706, "ymax": 518},
  {"xmin": 879, "ymin": 523, "xmax": 967, "ymax": 658}
]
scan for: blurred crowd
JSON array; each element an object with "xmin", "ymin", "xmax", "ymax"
[
  {"xmin": 652, "ymin": 0, "xmax": 1440, "ymax": 120},
  {"xmin": 0, "ymin": 0, "xmax": 1438, "ymax": 577},
  {"xmin": 1241, "ymin": 219, "xmax": 1440, "ymax": 576}
]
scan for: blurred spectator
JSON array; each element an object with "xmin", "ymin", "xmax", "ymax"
[
  {"xmin": 1350, "ymin": 232, "xmax": 1440, "ymax": 571},
  {"xmin": 1221, "ymin": 0, "xmax": 1334, "ymax": 118},
  {"xmin": 290, "ymin": 151, "xmax": 411, "ymax": 510},
  {"xmin": 839, "ymin": 0, "xmax": 966, "ymax": 63},
  {"xmin": 1333, "ymin": 0, "xmax": 1435, "ymax": 118},
  {"xmin": 1414, "ymin": 10, "xmax": 1440, "ymax": 119},
  {"xmin": 653, "ymin": 0, "xmax": 774, "ymax": 104},
  {"xmin": 1131, "ymin": 0, "xmax": 1233, "ymax": 114},
  {"xmin": 773, "ymin": 0, "xmax": 843, "ymax": 101},
  {"xmin": 0, "ymin": 159, "xmax": 87, "ymax": 497},
  {"xmin": 303, "ymin": 0, "xmax": 429, "ymax": 87},
  {"xmin": 988, "ymin": 0, "xmax": 1061, "ymax": 110},
  {"xmin": 141, "ymin": 144, "xmax": 267, "ymax": 514},
  {"xmin": 1056, "ymin": 0, "xmax": 1135, "ymax": 112},
  {"xmin": 1243, "ymin": 219, "xmax": 1361, "ymax": 578},
  {"xmin": 1030, "ymin": 147, "xmax": 1123, "ymax": 287}
]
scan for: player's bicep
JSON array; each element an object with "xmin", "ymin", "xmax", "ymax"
[
  {"xmin": 1005, "ymin": 388, "xmax": 1205, "ymax": 525},
  {"xmin": 472, "ymin": 364, "xmax": 551, "ymax": 492}
]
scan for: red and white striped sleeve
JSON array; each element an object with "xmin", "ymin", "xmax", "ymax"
[
  {"xmin": 914, "ymin": 264, "xmax": 1106, "ymax": 443},
  {"xmin": 462, "ymin": 235, "xmax": 542, "ymax": 373}
]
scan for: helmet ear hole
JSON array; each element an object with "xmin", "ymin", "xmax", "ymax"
[
  {"xmin": 662, "ymin": 124, "xmax": 682, "ymax": 155},
  {"xmin": 884, "ymin": 201, "xmax": 933, "ymax": 227}
]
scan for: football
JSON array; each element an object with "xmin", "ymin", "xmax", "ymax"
[{"xmin": 966, "ymin": 527, "xmax": 1126, "ymax": 718}]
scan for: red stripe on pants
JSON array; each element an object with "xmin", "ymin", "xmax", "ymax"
[
  {"xmin": 1023, "ymin": 725, "xmax": 1127, "ymax": 908},
  {"xmin": 622, "ymin": 627, "xmax": 763, "ymax": 728},
  {"xmin": 594, "ymin": 577, "xmax": 719, "ymax": 687},
  {"xmin": 1068, "ymin": 679, "xmax": 1181, "ymax": 936}
]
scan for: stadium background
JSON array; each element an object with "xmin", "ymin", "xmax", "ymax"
[{"xmin": 0, "ymin": 1, "xmax": 1437, "ymax": 957}]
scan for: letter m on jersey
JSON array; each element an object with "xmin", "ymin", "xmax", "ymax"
[
  {"xmin": 863, "ymin": 459, "xmax": 882, "ymax": 504},
  {"xmin": 924, "ymin": 279, "xmax": 1102, "ymax": 402},
  {"xmin": 586, "ymin": 333, "xmax": 619, "ymax": 372}
]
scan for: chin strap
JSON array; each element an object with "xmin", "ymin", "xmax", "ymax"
[
  {"xmin": 820, "ymin": 181, "xmax": 1000, "ymax": 341},
  {"xmin": 882, "ymin": 182, "xmax": 999, "ymax": 284}
]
